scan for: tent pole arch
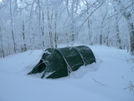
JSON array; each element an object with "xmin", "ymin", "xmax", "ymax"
[
  {"xmin": 72, "ymin": 47, "xmax": 86, "ymax": 65},
  {"xmin": 56, "ymin": 49, "xmax": 73, "ymax": 73}
]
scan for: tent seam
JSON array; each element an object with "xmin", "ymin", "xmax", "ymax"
[
  {"xmin": 73, "ymin": 47, "xmax": 86, "ymax": 65},
  {"xmin": 55, "ymin": 49, "xmax": 73, "ymax": 73}
]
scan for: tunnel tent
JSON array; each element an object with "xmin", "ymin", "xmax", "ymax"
[{"xmin": 28, "ymin": 45, "xmax": 96, "ymax": 79}]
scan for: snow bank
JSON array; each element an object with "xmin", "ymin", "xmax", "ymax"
[{"xmin": 0, "ymin": 45, "xmax": 134, "ymax": 101}]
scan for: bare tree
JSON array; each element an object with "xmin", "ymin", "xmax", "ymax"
[
  {"xmin": 0, "ymin": 0, "xmax": 133, "ymax": 57},
  {"xmin": 0, "ymin": 27, "xmax": 5, "ymax": 57},
  {"xmin": 112, "ymin": 0, "xmax": 134, "ymax": 55},
  {"xmin": 83, "ymin": 0, "xmax": 93, "ymax": 45},
  {"xmin": 113, "ymin": 7, "xmax": 122, "ymax": 49},
  {"xmin": 54, "ymin": 12, "xmax": 58, "ymax": 48},
  {"xmin": 22, "ymin": 21, "xmax": 27, "ymax": 52},
  {"xmin": 10, "ymin": 0, "xmax": 16, "ymax": 53}
]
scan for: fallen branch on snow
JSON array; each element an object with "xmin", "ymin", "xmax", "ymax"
[
  {"xmin": 124, "ymin": 81, "xmax": 134, "ymax": 93},
  {"xmin": 131, "ymin": 66, "xmax": 134, "ymax": 72},
  {"xmin": 92, "ymin": 78, "xmax": 105, "ymax": 86}
]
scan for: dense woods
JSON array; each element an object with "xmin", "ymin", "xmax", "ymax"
[{"xmin": 0, "ymin": 0, "xmax": 134, "ymax": 57}]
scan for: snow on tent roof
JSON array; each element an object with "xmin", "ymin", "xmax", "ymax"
[{"xmin": 28, "ymin": 45, "xmax": 96, "ymax": 79}]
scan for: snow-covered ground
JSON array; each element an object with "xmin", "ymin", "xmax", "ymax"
[{"xmin": 0, "ymin": 45, "xmax": 134, "ymax": 101}]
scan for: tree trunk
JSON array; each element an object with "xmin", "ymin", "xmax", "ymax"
[
  {"xmin": 115, "ymin": 18, "xmax": 122, "ymax": 49},
  {"xmin": 128, "ymin": 22, "xmax": 134, "ymax": 55},
  {"xmin": 54, "ymin": 13, "xmax": 58, "ymax": 48},
  {"xmin": 71, "ymin": 1, "xmax": 75, "ymax": 43},
  {"xmin": 113, "ymin": 7, "xmax": 122, "ymax": 49},
  {"xmin": 112, "ymin": 0, "xmax": 134, "ymax": 55},
  {"xmin": 100, "ymin": 34, "xmax": 102, "ymax": 45},
  {"xmin": 41, "ymin": 11, "xmax": 45, "ymax": 47},
  {"xmin": 22, "ymin": 21, "xmax": 27, "ymax": 52},
  {"xmin": 47, "ymin": 8, "xmax": 54, "ymax": 48},
  {"xmin": 37, "ymin": 0, "xmax": 42, "ymax": 48},
  {"xmin": 10, "ymin": 0, "xmax": 16, "ymax": 53},
  {"xmin": 0, "ymin": 27, "xmax": 5, "ymax": 57},
  {"xmin": 85, "ymin": 1, "xmax": 92, "ymax": 45}
]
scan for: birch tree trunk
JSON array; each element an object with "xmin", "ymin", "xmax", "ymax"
[
  {"xmin": 41, "ymin": 11, "xmax": 45, "ymax": 47},
  {"xmin": 10, "ymin": 0, "xmax": 16, "ymax": 53},
  {"xmin": 22, "ymin": 21, "xmax": 27, "ymax": 52},
  {"xmin": 114, "ymin": 7, "xmax": 122, "ymax": 49},
  {"xmin": 112, "ymin": 0, "xmax": 134, "ymax": 55},
  {"xmin": 54, "ymin": 12, "xmax": 58, "ymax": 48},
  {"xmin": 71, "ymin": 1, "xmax": 75, "ymax": 42},
  {"xmin": 38, "ymin": 0, "xmax": 44, "ymax": 49},
  {"xmin": 0, "ymin": 27, "xmax": 5, "ymax": 57},
  {"xmin": 47, "ymin": 7, "xmax": 54, "ymax": 48},
  {"xmin": 84, "ymin": 0, "xmax": 92, "ymax": 45}
]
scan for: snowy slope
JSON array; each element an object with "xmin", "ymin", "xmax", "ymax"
[{"xmin": 0, "ymin": 45, "xmax": 134, "ymax": 101}]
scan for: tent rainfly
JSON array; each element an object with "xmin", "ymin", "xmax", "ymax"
[{"xmin": 28, "ymin": 45, "xmax": 96, "ymax": 79}]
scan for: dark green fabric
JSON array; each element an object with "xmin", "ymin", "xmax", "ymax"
[
  {"xmin": 28, "ymin": 60, "xmax": 46, "ymax": 74},
  {"xmin": 57, "ymin": 47, "xmax": 84, "ymax": 71},
  {"xmin": 74, "ymin": 45, "xmax": 96, "ymax": 65},
  {"xmin": 28, "ymin": 45, "xmax": 96, "ymax": 79}
]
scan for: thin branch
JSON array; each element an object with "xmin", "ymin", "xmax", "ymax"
[
  {"xmin": 104, "ymin": 1, "xmax": 134, "ymax": 22},
  {"xmin": 124, "ymin": 81, "xmax": 134, "ymax": 93},
  {"xmin": 92, "ymin": 78, "xmax": 105, "ymax": 86},
  {"xmin": 76, "ymin": 1, "xmax": 105, "ymax": 34},
  {"xmin": 131, "ymin": 66, "xmax": 134, "ymax": 72}
]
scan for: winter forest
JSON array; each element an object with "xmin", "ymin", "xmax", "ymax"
[{"xmin": 0, "ymin": 0, "xmax": 134, "ymax": 58}]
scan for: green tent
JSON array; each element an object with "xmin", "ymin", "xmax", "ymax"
[{"xmin": 28, "ymin": 45, "xmax": 96, "ymax": 79}]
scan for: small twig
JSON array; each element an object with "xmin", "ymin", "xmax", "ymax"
[
  {"xmin": 124, "ymin": 81, "xmax": 134, "ymax": 93},
  {"xmin": 92, "ymin": 78, "xmax": 105, "ymax": 86},
  {"xmin": 131, "ymin": 66, "xmax": 134, "ymax": 72}
]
